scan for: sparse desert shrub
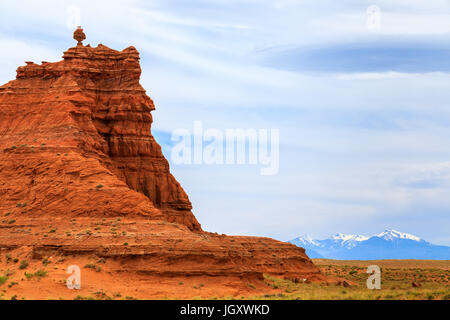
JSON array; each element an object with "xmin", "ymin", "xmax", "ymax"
[
  {"xmin": 74, "ymin": 295, "xmax": 94, "ymax": 300},
  {"xmin": 24, "ymin": 270, "xmax": 47, "ymax": 280},
  {"xmin": 4, "ymin": 269, "xmax": 14, "ymax": 277},
  {"xmin": 34, "ymin": 270, "xmax": 47, "ymax": 278},
  {"xmin": 84, "ymin": 263, "xmax": 101, "ymax": 272},
  {"xmin": 19, "ymin": 260, "xmax": 28, "ymax": 270}
]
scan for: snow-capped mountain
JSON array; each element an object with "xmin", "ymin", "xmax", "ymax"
[
  {"xmin": 330, "ymin": 233, "xmax": 369, "ymax": 248},
  {"xmin": 375, "ymin": 229, "xmax": 421, "ymax": 241},
  {"xmin": 289, "ymin": 229, "xmax": 450, "ymax": 260},
  {"xmin": 291, "ymin": 234, "xmax": 321, "ymax": 247}
]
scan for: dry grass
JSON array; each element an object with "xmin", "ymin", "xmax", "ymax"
[
  {"xmin": 313, "ymin": 259, "xmax": 450, "ymax": 269},
  {"xmin": 244, "ymin": 259, "xmax": 450, "ymax": 300}
]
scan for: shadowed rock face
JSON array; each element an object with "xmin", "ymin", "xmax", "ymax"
[{"xmin": 0, "ymin": 32, "xmax": 323, "ymax": 296}]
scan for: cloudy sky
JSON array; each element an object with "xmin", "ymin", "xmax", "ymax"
[{"xmin": 1, "ymin": 0, "xmax": 450, "ymax": 245}]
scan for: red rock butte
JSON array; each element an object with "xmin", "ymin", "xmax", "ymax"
[{"xmin": 0, "ymin": 29, "xmax": 323, "ymax": 299}]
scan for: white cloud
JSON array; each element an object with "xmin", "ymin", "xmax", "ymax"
[{"xmin": 0, "ymin": 37, "xmax": 60, "ymax": 84}]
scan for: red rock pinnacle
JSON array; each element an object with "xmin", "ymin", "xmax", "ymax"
[
  {"xmin": 1, "ymin": 29, "xmax": 201, "ymax": 231},
  {"xmin": 73, "ymin": 26, "xmax": 86, "ymax": 46},
  {"xmin": 0, "ymin": 31, "xmax": 324, "ymax": 298}
]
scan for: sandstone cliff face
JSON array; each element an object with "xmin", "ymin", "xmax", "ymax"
[
  {"xmin": 0, "ymin": 30, "xmax": 323, "ymax": 298},
  {"xmin": 0, "ymin": 41, "xmax": 199, "ymax": 231}
]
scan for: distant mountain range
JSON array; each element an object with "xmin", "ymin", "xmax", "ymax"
[{"xmin": 289, "ymin": 229, "xmax": 450, "ymax": 260}]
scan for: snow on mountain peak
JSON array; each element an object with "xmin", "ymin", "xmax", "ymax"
[
  {"xmin": 290, "ymin": 229, "xmax": 423, "ymax": 249},
  {"xmin": 331, "ymin": 233, "xmax": 369, "ymax": 242},
  {"xmin": 376, "ymin": 229, "xmax": 421, "ymax": 241},
  {"xmin": 293, "ymin": 235, "xmax": 320, "ymax": 246},
  {"xmin": 288, "ymin": 229, "xmax": 448, "ymax": 259}
]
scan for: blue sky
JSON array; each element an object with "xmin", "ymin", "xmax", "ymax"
[{"xmin": 1, "ymin": 0, "xmax": 450, "ymax": 245}]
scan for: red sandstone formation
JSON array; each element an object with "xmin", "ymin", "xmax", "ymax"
[
  {"xmin": 0, "ymin": 29, "xmax": 198, "ymax": 231},
  {"xmin": 0, "ymin": 29, "xmax": 323, "ymax": 299}
]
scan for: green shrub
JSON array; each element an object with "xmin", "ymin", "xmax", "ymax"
[
  {"xmin": 24, "ymin": 270, "xmax": 47, "ymax": 280},
  {"xmin": 19, "ymin": 261, "xmax": 28, "ymax": 269},
  {"xmin": 34, "ymin": 270, "xmax": 47, "ymax": 278},
  {"xmin": 84, "ymin": 263, "xmax": 101, "ymax": 272}
]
